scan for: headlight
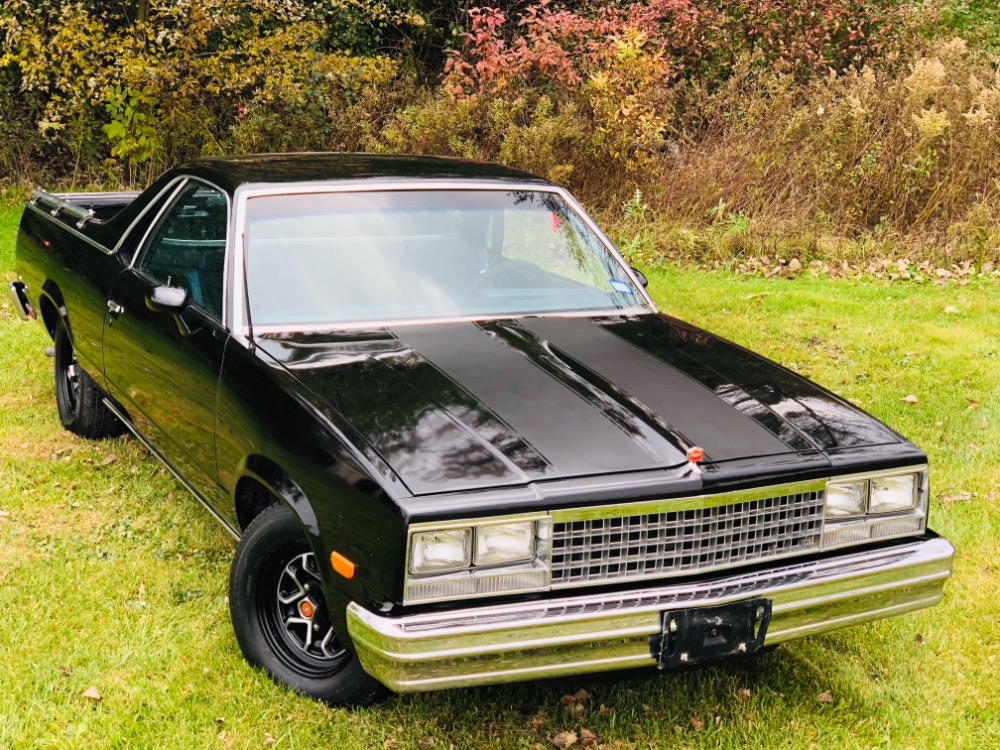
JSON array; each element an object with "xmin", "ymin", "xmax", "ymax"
[
  {"xmin": 825, "ymin": 479, "xmax": 867, "ymax": 518},
  {"xmin": 405, "ymin": 515, "xmax": 552, "ymax": 604},
  {"xmin": 475, "ymin": 522, "xmax": 535, "ymax": 565},
  {"xmin": 870, "ymin": 474, "xmax": 917, "ymax": 514},
  {"xmin": 822, "ymin": 468, "xmax": 927, "ymax": 551},
  {"xmin": 409, "ymin": 529, "xmax": 471, "ymax": 575}
]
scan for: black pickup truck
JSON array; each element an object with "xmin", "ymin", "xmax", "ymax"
[{"xmin": 10, "ymin": 154, "xmax": 953, "ymax": 705}]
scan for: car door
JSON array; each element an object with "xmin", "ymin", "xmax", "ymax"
[{"xmin": 102, "ymin": 178, "xmax": 231, "ymax": 507}]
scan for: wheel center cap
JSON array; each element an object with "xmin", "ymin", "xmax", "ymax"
[{"xmin": 298, "ymin": 598, "xmax": 316, "ymax": 620}]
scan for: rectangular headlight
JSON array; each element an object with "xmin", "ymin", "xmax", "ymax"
[
  {"xmin": 825, "ymin": 479, "xmax": 867, "ymax": 518},
  {"xmin": 405, "ymin": 515, "xmax": 552, "ymax": 604},
  {"xmin": 409, "ymin": 529, "xmax": 471, "ymax": 575},
  {"xmin": 475, "ymin": 522, "xmax": 535, "ymax": 566},
  {"xmin": 822, "ymin": 467, "xmax": 928, "ymax": 552},
  {"xmin": 870, "ymin": 473, "xmax": 918, "ymax": 514}
]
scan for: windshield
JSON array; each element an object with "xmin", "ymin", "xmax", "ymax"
[{"xmin": 244, "ymin": 189, "xmax": 649, "ymax": 327}]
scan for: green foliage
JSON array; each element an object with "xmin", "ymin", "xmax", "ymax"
[
  {"xmin": 102, "ymin": 85, "xmax": 161, "ymax": 164},
  {"xmin": 942, "ymin": 0, "xmax": 1000, "ymax": 53}
]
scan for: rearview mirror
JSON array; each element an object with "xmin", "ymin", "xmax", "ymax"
[
  {"xmin": 147, "ymin": 285, "xmax": 189, "ymax": 313},
  {"xmin": 630, "ymin": 267, "xmax": 648, "ymax": 288}
]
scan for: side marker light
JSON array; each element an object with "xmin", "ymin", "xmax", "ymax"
[
  {"xmin": 330, "ymin": 551, "xmax": 357, "ymax": 579},
  {"xmin": 686, "ymin": 446, "xmax": 705, "ymax": 463}
]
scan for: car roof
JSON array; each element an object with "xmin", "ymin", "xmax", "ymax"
[{"xmin": 176, "ymin": 153, "xmax": 551, "ymax": 194}]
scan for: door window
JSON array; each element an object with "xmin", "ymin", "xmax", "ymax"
[{"xmin": 139, "ymin": 181, "xmax": 228, "ymax": 319}]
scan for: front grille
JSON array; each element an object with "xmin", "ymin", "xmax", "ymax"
[{"xmin": 551, "ymin": 490, "xmax": 825, "ymax": 587}]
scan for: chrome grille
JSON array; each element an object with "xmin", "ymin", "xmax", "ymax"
[{"xmin": 551, "ymin": 490, "xmax": 825, "ymax": 587}]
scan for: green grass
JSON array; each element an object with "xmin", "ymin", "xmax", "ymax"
[{"xmin": 2, "ymin": 200, "xmax": 999, "ymax": 749}]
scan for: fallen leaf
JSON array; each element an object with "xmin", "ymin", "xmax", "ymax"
[
  {"xmin": 552, "ymin": 731, "xmax": 578, "ymax": 749},
  {"xmin": 82, "ymin": 686, "xmax": 101, "ymax": 701},
  {"xmin": 598, "ymin": 704, "xmax": 611, "ymax": 716},
  {"xmin": 944, "ymin": 306, "xmax": 960, "ymax": 314},
  {"xmin": 817, "ymin": 690, "xmax": 833, "ymax": 704},
  {"xmin": 915, "ymin": 633, "xmax": 924, "ymax": 644},
  {"xmin": 579, "ymin": 728, "xmax": 598, "ymax": 747},
  {"xmin": 530, "ymin": 715, "xmax": 545, "ymax": 730},
  {"xmin": 419, "ymin": 738, "xmax": 437, "ymax": 748},
  {"xmin": 690, "ymin": 716, "xmax": 704, "ymax": 732},
  {"xmin": 263, "ymin": 733, "xmax": 275, "ymax": 745},
  {"xmin": 901, "ymin": 395, "xmax": 919, "ymax": 404},
  {"xmin": 101, "ymin": 454, "xmax": 118, "ymax": 466},
  {"xmin": 573, "ymin": 689, "xmax": 591, "ymax": 702},
  {"xmin": 215, "ymin": 717, "xmax": 225, "ymax": 724},
  {"xmin": 736, "ymin": 688, "xmax": 751, "ymax": 701},
  {"xmin": 788, "ymin": 258, "xmax": 802, "ymax": 271},
  {"xmin": 967, "ymin": 399, "xmax": 980, "ymax": 410},
  {"xmin": 219, "ymin": 731, "xmax": 235, "ymax": 748}
]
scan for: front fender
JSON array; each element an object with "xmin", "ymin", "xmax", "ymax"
[{"xmin": 236, "ymin": 455, "xmax": 389, "ymax": 654}]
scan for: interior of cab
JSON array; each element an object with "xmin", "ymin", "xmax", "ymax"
[{"xmin": 140, "ymin": 182, "xmax": 228, "ymax": 319}]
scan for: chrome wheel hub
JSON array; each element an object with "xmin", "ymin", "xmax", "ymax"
[{"xmin": 275, "ymin": 552, "xmax": 344, "ymax": 661}]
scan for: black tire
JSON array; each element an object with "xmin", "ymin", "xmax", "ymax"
[
  {"xmin": 229, "ymin": 504, "xmax": 386, "ymax": 706},
  {"xmin": 54, "ymin": 320, "xmax": 123, "ymax": 438}
]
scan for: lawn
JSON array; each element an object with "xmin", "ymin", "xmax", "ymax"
[{"xmin": 1, "ymin": 200, "xmax": 998, "ymax": 750}]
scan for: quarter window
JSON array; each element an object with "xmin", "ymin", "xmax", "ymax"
[{"xmin": 140, "ymin": 181, "xmax": 227, "ymax": 319}]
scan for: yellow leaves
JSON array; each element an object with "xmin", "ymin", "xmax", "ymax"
[{"xmin": 911, "ymin": 107, "xmax": 951, "ymax": 143}]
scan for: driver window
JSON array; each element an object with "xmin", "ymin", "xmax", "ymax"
[{"xmin": 139, "ymin": 181, "xmax": 227, "ymax": 319}]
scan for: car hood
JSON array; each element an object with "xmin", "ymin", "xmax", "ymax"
[{"xmin": 256, "ymin": 314, "xmax": 902, "ymax": 496}]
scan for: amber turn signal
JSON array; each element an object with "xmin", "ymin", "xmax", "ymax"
[
  {"xmin": 686, "ymin": 446, "xmax": 705, "ymax": 463},
  {"xmin": 330, "ymin": 551, "xmax": 357, "ymax": 579}
]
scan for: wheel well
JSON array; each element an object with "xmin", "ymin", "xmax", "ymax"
[
  {"xmin": 39, "ymin": 296, "xmax": 59, "ymax": 339},
  {"xmin": 235, "ymin": 476, "xmax": 280, "ymax": 532}
]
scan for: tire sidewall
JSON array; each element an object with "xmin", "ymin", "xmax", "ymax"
[
  {"xmin": 53, "ymin": 321, "xmax": 82, "ymax": 429},
  {"xmin": 229, "ymin": 504, "xmax": 382, "ymax": 706}
]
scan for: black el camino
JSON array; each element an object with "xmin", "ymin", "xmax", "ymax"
[{"xmin": 9, "ymin": 154, "xmax": 953, "ymax": 705}]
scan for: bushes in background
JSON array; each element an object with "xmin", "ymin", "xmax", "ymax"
[{"xmin": 3, "ymin": 0, "xmax": 1000, "ymax": 265}]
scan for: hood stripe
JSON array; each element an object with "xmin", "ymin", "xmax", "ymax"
[
  {"xmin": 393, "ymin": 324, "xmax": 666, "ymax": 475},
  {"xmin": 519, "ymin": 317, "xmax": 790, "ymax": 461}
]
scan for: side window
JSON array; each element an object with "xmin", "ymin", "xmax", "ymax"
[{"xmin": 139, "ymin": 182, "xmax": 228, "ymax": 319}]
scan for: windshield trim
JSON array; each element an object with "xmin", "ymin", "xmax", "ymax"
[
  {"xmin": 251, "ymin": 307, "xmax": 654, "ymax": 335},
  {"xmin": 230, "ymin": 180, "xmax": 657, "ymax": 342}
]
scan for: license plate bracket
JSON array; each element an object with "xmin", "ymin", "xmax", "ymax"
[{"xmin": 654, "ymin": 598, "xmax": 772, "ymax": 670}]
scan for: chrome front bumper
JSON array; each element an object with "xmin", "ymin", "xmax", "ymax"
[{"xmin": 347, "ymin": 535, "xmax": 953, "ymax": 692}]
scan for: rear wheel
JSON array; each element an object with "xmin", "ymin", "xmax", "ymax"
[
  {"xmin": 53, "ymin": 320, "xmax": 123, "ymax": 438},
  {"xmin": 229, "ymin": 504, "xmax": 385, "ymax": 706}
]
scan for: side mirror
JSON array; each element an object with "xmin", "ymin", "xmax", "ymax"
[
  {"xmin": 630, "ymin": 267, "xmax": 648, "ymax": 288},
  {"xmin": 147, "ymin": 285, "xmax": 189, "ymax": 313}
]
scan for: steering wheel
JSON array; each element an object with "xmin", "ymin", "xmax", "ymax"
[{"xmin": 466, "ymin": 259, "xmax": 546, "ymax": 295}]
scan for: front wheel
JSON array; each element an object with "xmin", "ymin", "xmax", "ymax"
[{"xmin": 229, "ymin": 504, "xmax": 386, "ymax": 706}]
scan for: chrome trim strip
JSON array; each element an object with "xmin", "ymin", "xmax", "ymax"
[
  {"xmin": 229, "ymin": 181, "xmax": 657, "ymax": 342},
  {"xmin": 8, "ymin": 281, "xmax": 32, "ymax": 320},
  {"xmin": 251, "ymin": 308, "xmax": 654, "ymax": 335},
  {"xmin": 548, "ymin": 477, "xmax": 827, "ymax": 522},
  {"xmin": 128, "ymin": 178, "xmax": 190, "ymax": 268},
  {"xmin": 101, "ymin": 398, "xmax": 240, "ymax": 540},
  {"xmin": 826, "ymin": 464, "xmax": 929, "ymax": 485},
  {"xmin": 347, "ymin": 535, "xmax": 954, "ymax": 692},
  {"xmin": 113, "ymin": 177, "xmax": 189, "ymax": 254},
  {"xmin": 25, "ymin": 202, "xmax": 112, "ymax": 255}
]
